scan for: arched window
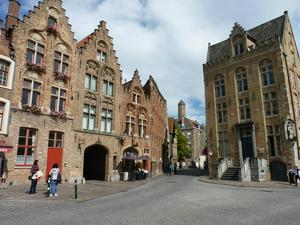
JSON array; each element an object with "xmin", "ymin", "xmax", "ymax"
[
  {"xmin": 235, "ymin": 67, "xmax": 248, "ymax": 92},
  {"xmin": 215, "ymin": 75, "xmax": 225, "ymax": 97},
  {"xmin": 260, "ymin": 59, "xmax": 274, "ymax": 86}
]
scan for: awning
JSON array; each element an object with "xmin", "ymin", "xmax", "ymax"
[
  {"xmin": 123, "ymin": 155, "xmax": 137, "ymax": 160},
  {"xmin": 137, "ymin": 155, "xmax": 151, "ymax": 160}
]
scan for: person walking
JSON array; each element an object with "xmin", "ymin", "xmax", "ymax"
[
  {"xmin": 174, "ymin": 162, "xmax": 177, "ymax": 175},
  {"xmin": 28, "ymin": 160, "xmax": 39, "ymax": 194},
  {"xmin": 1, "ymin": 156, "xmax": 8, "ymax": 189},
  {"xmin": 49, "ymin": 163, "xmax": 60, "ymax": 197},
  {"xmin": 288, "ymin": 168, "xmax": 295, "ymax": 185},
  {"xmin": 294, "ymin": 167, "xmax": 299, "ymax": 186}
]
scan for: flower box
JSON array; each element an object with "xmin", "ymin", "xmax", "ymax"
[
  {"xmin": 54, "ymin": 71, "xmax": 70, "ymax": 84},
  {"xmin": 46, "ymin": 24, "xmax": 59, "ymax": 36},
  {"xmin": 22, "ymin": 104, "xmax": 42, "ymax": 114},
  {"xmin": 26, "ymin": 61, "xmax": 46, "ymax": 74},
  {"xmin": 50, "ymin": 111, "xmax": 67, "ymax": 120}
]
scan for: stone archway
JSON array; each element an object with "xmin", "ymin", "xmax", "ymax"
[
  {"xmin": 122, "ymin": 147, "xmax": 138, "ymax": 172},
  {"xmin": 270, "ymin": 161, "xmax": 288, "ymax": 181},
  {"xmin": 83, "ymin": 145, "xmax": 108, "ymax": 180}
]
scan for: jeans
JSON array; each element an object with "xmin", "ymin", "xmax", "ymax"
[
  {"xmin": 29, "ymin": 179, "xmax": 37, "ymax": 194},
  {"xmin": 50, "ymin": 180, "xmax": 58, "ymax": 194}
]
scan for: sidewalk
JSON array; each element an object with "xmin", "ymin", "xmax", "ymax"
[
  {"xmin": 0, "ymin": 176, "xmax": 162, "ymax": 203},
  {"xmin": 198, "ymin": 176, "xmax": 299, "ymax": 188}
]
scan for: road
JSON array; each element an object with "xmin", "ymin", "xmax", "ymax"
[{"xmin": 1, "ymin": 169, "xmax": 299, "ymax": 225}]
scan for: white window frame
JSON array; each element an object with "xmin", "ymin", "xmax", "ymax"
[
  {"xmin": 26, "ymin": 39, "xmax": 45, "ymax": 65},
  {"xmin": 264, "ymin": 92, "xmax": 278, "ymax": 116},
  {"xmin": 138, "ymin": 117, "xmax": 147, "ymax": 138},
  {"xmin": 101, "ymin": 108, "xmax": 112, "ymax": 133},
  {"xmin": 82, "ymin": 104, "xmax": 96, "ymax": 130},
  {"xmin": 260, "ymin": 61, "xmax": 275, "ymax": 86},
  {"xmin": 50, "ymin": 86, "xmax": 66, "ymax": 112},
  {"xmin": 239, "ymin": 97, "xmax": 250, "ymax": 120},
  {"xmin": 21, "ymin": 79, "xmax": 41, "ymax": 107},
  {"xmin": 215, "ymin": 79, "xmax": 225, "ymax": 97},
  {"xmin": 126, "ymin": 116, "xmax": 135, "ymax": 135},
  {"xmin": 102, "ymin": 80, "xmax": 113, "ymax": 97},
  {"xmin": 236, "ymin": 68, "xmax": 248, "ymax": 92},
  {"xmin": 85, "ymin": 74, "xmax": 97, "ymax": 92},
  {"xmin": 0, "ymin": 98, "xmax": 10, "ymax": 135},
  {"xmin": 97, "ymin": 50, "xmax": 107, "ymax": 63},
  {"xmin": 54, "ymin": 51, "xmax": 69, "ymax": 75},
  {"xmin": 0, "ymin": 55, "xmax": 15, "ymax": 90}
]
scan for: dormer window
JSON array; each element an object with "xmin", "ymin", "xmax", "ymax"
[
  {"xmin": 97, "ymin": 50, "xmax": 107, "ymax": 63},
  {"xmin": 235, "ymin": 43, "xmax": 244, "ymax": 55}
]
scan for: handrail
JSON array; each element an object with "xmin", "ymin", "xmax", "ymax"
[
  {"xmin": 217, "ymin": 158, "xmax": 232, "ymax": 179},
  {"xmin": 240, "ymin": 157, "xmax": 250, "ymax": 181}
]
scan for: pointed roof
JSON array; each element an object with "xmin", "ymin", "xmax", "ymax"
[
  {"xmin": 178, "ymin": 100, "xmax": 185, "ymax": 105},
  {"xmin": 207, "ymin": 13, "xmax": 286, "ymax": 62}
]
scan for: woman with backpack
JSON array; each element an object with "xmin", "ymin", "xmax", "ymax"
[{"xmin": 49, "ymin": 163, "xmax": 61, "ymax": 197}]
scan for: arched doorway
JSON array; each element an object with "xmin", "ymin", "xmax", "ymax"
[
  {"xmin": 270, "ymin": 161, "xmax": 288, "ymax": 181},
  {"xmin": 83, "ymin": 145, "xmax": 108, "ymax": 180},
  {"xmin": 122, "ymin": 147, "xmax": 138, "ymax": 172}
]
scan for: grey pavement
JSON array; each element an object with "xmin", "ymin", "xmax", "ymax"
[{"xmin": 1, "ymin": 168, "xmax": 300, "ymax": 225}]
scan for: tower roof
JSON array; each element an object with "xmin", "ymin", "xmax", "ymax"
[{"xmin": 178, "ymin": 100, "xmax": 185, "ymax": 105}]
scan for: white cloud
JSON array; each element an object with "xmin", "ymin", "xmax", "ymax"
[{"xmin": 3, "ymin": 0, "xmax": 300, "ymax": 124}]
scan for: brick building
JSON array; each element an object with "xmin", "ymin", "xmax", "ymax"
[
  {"xmin": 203, "ymin": 12, "xmax": 300, "ymax": 181},
  {"xmin": 0, "ymin": 0, "xmax": 167, "ymax": 183}
]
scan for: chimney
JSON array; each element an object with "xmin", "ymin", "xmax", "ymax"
[{"xmin": 5, "ymin": 0, "xmax": 21, "ymax": 30}]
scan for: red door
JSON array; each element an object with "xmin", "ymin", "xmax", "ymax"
[{"xmin": 46, "ymin": 147, "xmax": 63, "ymax": 181}]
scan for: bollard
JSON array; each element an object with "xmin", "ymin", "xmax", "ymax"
[
  {"xmin": 74, "ymin": 179, "xmax": 78, "ymax": 199},
  {"xmin": 47, "ymin": 177, "xmax": 51, "ymax": 197}
]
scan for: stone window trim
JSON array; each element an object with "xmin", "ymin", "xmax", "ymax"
[
  {"xmin": 85, "ymin": 74, "xmax": 98, "ymax": 92},
  {"xmin": 260, "ymin": 59, "xmax": 275, "ymax": 87},
  {"xmin": 214, "ymin": 75, "xmax": 226, "ymax": 98},
  {"xmin": 102, "ymin": 80, "xmax": 113, "ymax": 97},
  {"xmin": 235, "ymin": 67, "xmax": 248, "ymax": 93},
  {"xmin": 239, "ymin": 97, "xmax": 251, "ymax": 121},
  {"xmin": 234, "ymin": 42, "xmax": 244, "ymax": 56},
  {"xmin": 21, "ymin": 79, "xmax": 42, "ymax": 108},
  {"xmin": 82, "ymin": 103, "xmax": 96, "ymax": 131},
  {"xmin": 0, "ymin": 55, "xmax": 14, "ymax": 90},
  {"xmin": 125, "ymin": 115, "xmax": 135, "ymax": 136},
  {"xmin": 0, "ymin": 98, "xmax": 10, "ymax": 135},
  {"xmin": 101, "ymin": 108, "xmax": 113, "ymax": 133},
  {"xmin": 267, "ymin": 125, "xmax": 281, "ymax": 157},
  {"xmin": 50, "ymin": 86, "xmax": 66, "ymax": 113},
  {"xmin": 48, "ymin": 131, "xmax": 64, "ymax": 148},
  {"xmin": 16, "ymin": 127, "xmax": 38, "ymax": 166},
  {"xmin": 26, "ymin": 39, "xmax": 45, "ymax": 66},
  {"xmin": 264, "ymin": 91, "xmax": 278, "ymax": 117},
  {"xmin": 138, "ymin": 116, "xmax": 147, "ymax": 138},
  {"xmin": 132, "ymin": 92, "xmax": 141, "ymax": 104},
  {"xmin": 216, "ymin": 102, "xmax": 227, "ymax": 124},
  {"xmin": 97, "ymin": 50, "xmax": 107, "ymax": 63},
  {"xmin": 54, "ymin": 51, "xmax": 70, "ymax": 77}
]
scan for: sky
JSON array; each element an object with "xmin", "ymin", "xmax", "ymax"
[{"xmin": 1, "ymin": 0, "xmax": 300, "ymax": 124}]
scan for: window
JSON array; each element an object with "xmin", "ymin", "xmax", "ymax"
[
  {"xmin": 144, "ymin": 149, "xmax": 150, "ymax": 154},
  {"xmin": 48, "ymin": 131, "xmax": 64, "ymax": 148},
  {"xmin": 47, "ymin": 16, "xmax": 57, "ymax": 27},
  {"xmin": 16, "ymin": 128, "xmax": 37, "ymax": 165},
  {"xmin": 218, "ymin": 130, "xmax": 230, "ymax": 158},
  {"xmin": 236, "ymin": 68, "xmax": 248, "ymax": 92},
  {"xmin": 50, "ymin": 87, "xmax": 66, "ymax": 112},
  {"xmin": 217, "ymin": 102, "xmax": 227, "ymax": 124},
  {"xmin": 101, "ymin": 109, "xmax": 112, "ymax": 133},
  {"xmin": 267, "ymin": 125, "xmax": 281, "ymax": 157},
  {"xmin": 295, "ymin": 94, "xmax": 300, "ymax": 117},
  {"xmin": 215, "ymin": 78, "xmax": 225, "ymax": 97},
  {"xmin": 85, "ymin": 74, "xmax": 97, "ymax": 92},
  {"xmin": 0, "ymin": 102, "xmax": 4, "ymax": 131},
  {"xmin": 260, "ymin": 60, "xmax": 274, "ymax": 86},
  {"xmin": 26, "ymin": 40, "xmax": 45, "ymax": 65},
  {"xmin": 97, "ymin": 50, "xmax": 107, "ymax": 63},
  {"xmin": 132, "ymin": 93, "xmax": 141, "ymax": 104},
  {"xmin": 239, "ymin": 97, "xmax": 250, "ymax": 120},
  {"xmin": 21, "ymin": 79, "xmax": 41, "ymax": 106},
  {"xmin": 126, "ymin": 116, "xmax": 135, "ymax": 135},
  {"xmin": 264, "ymin": 92, "xmax": 278, "ymax": 116},
  {"xmin": 138, "ymin": 118, "xmax": 147, "ymax": 137},
  {"xmin": 54, "ymin": 51, "xmax": 69, "ymax": 75},
  {"xmin": 113, "ymin": 155, "xmax": 117, "ymax": 170},
  {"xmin": 82, "ymin": 104, "xmax": 96, "ymax": 130},
  {"xmin": 0, "ymin": 60, "xmax": 9, "ymax": 87},
  {"xmin": 102, "ymin": 80, "xmax": 113, "ymax": 97},
  {"xmin": 235, "ymin": 43, "xmax": 244, "ymax": 55}
]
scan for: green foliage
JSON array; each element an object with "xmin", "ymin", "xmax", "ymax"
[{"xmin": 175, "ymin": 124, "xmax": 191, "ymax": 160}]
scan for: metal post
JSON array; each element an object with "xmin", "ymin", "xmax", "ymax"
[
  {"xmin": 74, "ymin": 179, "xmax": 78, "ymax": 199},
  {"xmin": 47, "ymin": 177, "xmax": 51, "ymax": 197}
]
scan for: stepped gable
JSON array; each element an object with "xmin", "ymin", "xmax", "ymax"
[
  {"xmin": 143, "ymin": 75, "xmax": 166, "ymax": 102},
  {"xmin": 207, "ymin": 14, "xmax": 285, "ymax": 62}
]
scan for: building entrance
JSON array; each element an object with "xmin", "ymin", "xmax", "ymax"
[
  {"xmin": 240, "ymin": 127, "xmax": 254, "ymax": 160},
  {"xmin": 83, "ymin": 145, "xmax": 108, "ymax": 180}
]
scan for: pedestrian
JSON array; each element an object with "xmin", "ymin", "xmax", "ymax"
[
  {"xmin": 28, "ymin": 160, "xmax": 39, "ymax": 194},
  {"xmin": 174, "ymin": 162, "xmax": 177, "ymax": 175},
  {"xmin": 49, "ymin": 163, "xmax": 60, "ymax": 197},
  {"xmin": 1, "ymin": 156, "xmax": 8, "ymax": 189},
  {"xmin": 288, "ymin": 168, "xmax": 295, "ymax": 185},
  {"xmin": 169, "ymin": 163, "xmax": 174, "ymax": 175}
]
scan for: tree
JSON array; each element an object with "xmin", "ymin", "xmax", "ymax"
[{"xmin": 176, "ymin": 124, "xmax": 191, "ymax": 160}]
